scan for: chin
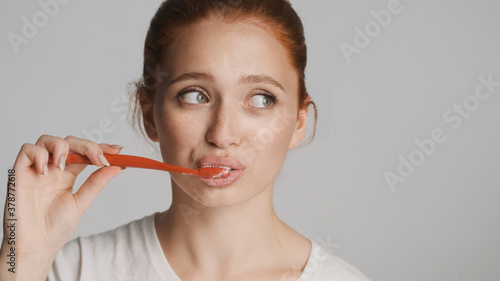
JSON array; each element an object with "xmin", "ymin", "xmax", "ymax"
[{"xmin": 171, "ymin": 170, "xmax": 274, "ymax": 207}]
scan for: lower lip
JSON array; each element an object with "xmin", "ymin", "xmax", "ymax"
[{"xmin": 199, "ymin": 169, "xmax": 244, "ymax": 187}]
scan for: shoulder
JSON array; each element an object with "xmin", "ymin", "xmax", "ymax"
[
  {"xmin": 300, "ymin": 239, "xmax": 371, "ymax": 281},
  {"xmin": 48, "ymin": 213, "xmax": 158, "ymax": 281}
]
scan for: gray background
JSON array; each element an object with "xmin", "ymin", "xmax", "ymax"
[{"xmin": 1, "ymin": 1, "xmax": 499, "ymax": 280}]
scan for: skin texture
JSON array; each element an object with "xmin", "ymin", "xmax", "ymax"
[{"xmin": 141, "ymin": 18, "xmax": 312, "ymax": 280}]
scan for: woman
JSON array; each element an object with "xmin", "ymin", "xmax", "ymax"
[{"xmin": 1, "ymin": 0, "xmax": 370, "ymax": 280}]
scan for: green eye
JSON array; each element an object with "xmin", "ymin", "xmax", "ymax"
[
  {"xmin": 248, "ymin": 94, "xmax": 275, "ymax": 108},
  {"xmin": 181, "ymin": 91, "xmax": 209, "ymax": 104}
]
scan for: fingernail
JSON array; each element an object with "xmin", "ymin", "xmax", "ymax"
[
  {"xmin": 118, "ymin": 166, "xmax": 127, "ymax": 174},
  {"xmin": 59, "ymin": 155, "xmax": 66, "ymax": 171},
  {"xmin": 98, "ymin": 154, "xmax": 110, "ymax": 167},
  {"xmin": 43, "ymin": 164, "xmax": 49, "ymax": 176},
  {"xmin": 111, "ymin": 144, "xmax": 124, "ymax": 150}
]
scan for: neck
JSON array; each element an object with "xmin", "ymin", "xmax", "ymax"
[{"xmin": 155, "ymin": 181, "xmax": 292, "ymax": 276}]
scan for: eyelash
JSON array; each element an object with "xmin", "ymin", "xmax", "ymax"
[
  {"xmin": 175, "ymin": 87, "xmax": 278, "ymax": 108},
  {"xmin": 175, "ymin": 87, "xmax": 208, "ymax": 103},
  {"xmin": 253, "ymin": 91, "xmax": 278, "ymax": 109}
]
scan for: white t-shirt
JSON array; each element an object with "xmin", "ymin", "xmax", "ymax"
[{"xmin": 48, "ymin": 214, "xmax": 371, "ymax": 281}]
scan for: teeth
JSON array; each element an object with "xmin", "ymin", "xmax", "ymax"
[{"xmin": 202, "ymin": 165, "xmax": 232, "ymax": 170}]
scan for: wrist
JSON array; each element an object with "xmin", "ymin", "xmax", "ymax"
[{"xmin": 0, "ymin": 240, "xmax": 55, "ymax": 281}]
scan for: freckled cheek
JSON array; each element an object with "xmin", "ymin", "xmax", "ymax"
[
  {"xmin": 243, "ymin": 134, "xmax": 290, "ymax": 189},
  {"xmin": 157, "ymin": 112, "xmax": 204, "ymax": 163},
  {"xmin": 246, "ymin": 120, "xmax": 295, "ymax": 166}
]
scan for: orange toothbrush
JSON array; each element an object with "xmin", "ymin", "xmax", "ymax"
[{"xmin": 53, "ymin": 154, "xmax": 230, "ymax": 178}]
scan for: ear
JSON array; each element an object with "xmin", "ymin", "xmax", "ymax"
[
  {"xmin": 139, "ymin": 90, "xmax": 159, "ymax": 142},
  {"xmin": 288, "ymin": 100, "xmax": 309, "ymax": 149}
]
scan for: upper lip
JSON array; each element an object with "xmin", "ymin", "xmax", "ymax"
[{"xmin": 196, "ymin": 155, "xmax": 246, "ymax": 171}]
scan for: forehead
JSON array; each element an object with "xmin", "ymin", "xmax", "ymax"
[{"xmin": 161, "ymin": 18, "xmax": 298, "ymax": 94}]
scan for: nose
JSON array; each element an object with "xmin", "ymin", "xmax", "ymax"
[{"xmin": 205, "ymin": 102, "xmax": 241, "ymax": 149}]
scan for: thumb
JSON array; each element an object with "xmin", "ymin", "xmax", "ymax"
[{"xmin": 73, "ymin": 166, "xmax": 125, "ymax": 215}]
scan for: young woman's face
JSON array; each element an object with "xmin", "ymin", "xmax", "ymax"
[{"xmin": 146, "ymin": 18, "xmax": 307, "ymax": 207}]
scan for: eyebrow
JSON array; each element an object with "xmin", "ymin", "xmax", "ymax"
[
  {"xmin": 239, "ymin": 74, "xmax": 286, "ymax": 92},
  {"xmin": 166, "ymin": 72, "xmax": 214, "ymax": 88},
  {"xmin": 167, "ymin": 72, "xmax": 286, "ymax": 92}
]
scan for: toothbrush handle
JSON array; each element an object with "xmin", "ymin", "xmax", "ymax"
[
  {"xmin": 59, "ymin": 154, "xmax": 200, "ymax": 175},
  {"xmin": 49, "ymin": 154, "xmax": 228, "ymax": 178}
]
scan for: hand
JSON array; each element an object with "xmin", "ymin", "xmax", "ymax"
[{"xmin": 0, "ymin": 135, "xmax": 124, "ymax": 280}]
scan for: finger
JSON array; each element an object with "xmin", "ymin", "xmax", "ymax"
[
  {"xmin": 14, "ymin": 143, "xmax": 49, "ymax": 176},
  {"xmin": 64, "ymin": 135, "xmax": 109, "ymax": 167},
  {"xmin": 73, "ymin": 166, "xmax": 125, "ymax": 214},
  {"xmin": 99, "ymin": 143, "xmax": 124, "ymax": 154},
  {"xmin": 35, "ymin": 134, "xmax": 69, "ymax": 171}
]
